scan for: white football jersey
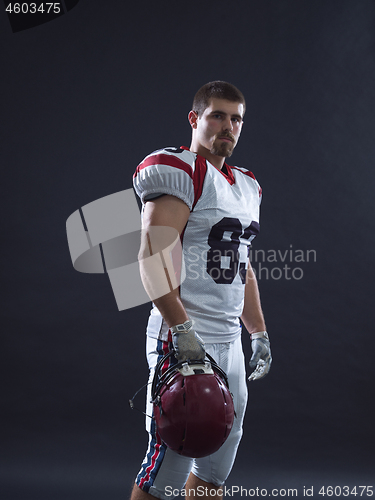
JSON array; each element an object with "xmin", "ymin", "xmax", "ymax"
[{"xmin": 133, "ymin": 146, "xmax": 262, "ymax": 343}]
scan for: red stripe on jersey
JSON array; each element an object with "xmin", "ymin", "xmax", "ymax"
[
  {"xmin": 222, "ymin": 163, "xmax": 235, "ymax": 185},
  {"xmin": 133, "ymin": 153, "xmax": 193, "ymax": 179},
  {"xmin": 231, "ymin": 165, "xmax": 256, "ymax": 180},
  {"xmin": 230, "ymin": 166, "xmax": 262, "ymax": 197},
  {"xmin": 192, "ymin": 155, "xmax": 207, "ymax": 210}
]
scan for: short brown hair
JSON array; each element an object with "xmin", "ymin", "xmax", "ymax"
[{"xmin": 192, "ymin": 81, "xmax": 246, "ymax": 117}]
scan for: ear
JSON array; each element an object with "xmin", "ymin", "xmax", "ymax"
[{"xmin": 188, "ymin": 110, "xmax": 198, "ymax": 129}]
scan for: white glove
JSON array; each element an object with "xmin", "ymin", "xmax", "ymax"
[
  {"xmin": 171, "ymin": 320, "xmax": 205, "ymax": 362},
  {"xmin": 248, "ymin": 332, "xmax": 272, "ymax": 381}
]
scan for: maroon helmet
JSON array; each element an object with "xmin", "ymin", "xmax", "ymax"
[{"xmin": 151, "ymin": 352, "xmax": 235, "ymax": 458}]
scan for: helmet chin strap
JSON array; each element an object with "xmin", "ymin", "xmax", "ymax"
[{"xmin": 128, "ymin": 381, "xmax": 154, "ymax": 419}]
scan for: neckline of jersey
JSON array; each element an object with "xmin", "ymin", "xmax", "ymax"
[{"xmin": 180, "ymin": 146, "xmax": 235, "ymax": 185}]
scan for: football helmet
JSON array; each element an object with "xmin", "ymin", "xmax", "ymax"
[{"xmin": 151, "ymin": 352, "xmax": 235, "ymax": 458}]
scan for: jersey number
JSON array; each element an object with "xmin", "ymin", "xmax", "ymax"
[{"xmin": 206, "ymin": 217, "xmax": 259, "ymax": 284}]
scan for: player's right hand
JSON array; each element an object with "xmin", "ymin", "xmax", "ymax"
[{"xmin": 171, "ymin": 320, "xmax": 205, "ymax": 362}]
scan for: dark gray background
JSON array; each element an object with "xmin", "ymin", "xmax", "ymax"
[{"xmin": 1, "ymin": 1, "xmax": 374, "ymax": 498}]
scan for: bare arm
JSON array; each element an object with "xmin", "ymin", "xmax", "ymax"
[
  {"xmin": 241, "ymin": 261, "xmax": 272, "ymax": 381},
  {"xmin": 139, "ymin": 194, "xmax": 191, "ymax": 327},
  {"xmin": 240, "ymin": 262, "xmax": 266, "ymax": 334}
]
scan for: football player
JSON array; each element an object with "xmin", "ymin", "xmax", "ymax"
[{"xmin": 131, "ymin": 81, "xmax": 272, "ymax": 500}]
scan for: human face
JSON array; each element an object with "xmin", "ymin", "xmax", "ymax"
[{"xmin": 190, "ymin": 98, "xmax": 244, "ymax": 159}]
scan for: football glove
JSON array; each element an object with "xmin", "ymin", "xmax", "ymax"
[
  {"xmin": 171, "ymin": 320, "xmax": 205, "ymax": 362},
  {"xmin": 248, "ymin": 331, "xmax": 272, "ymax": 381}
]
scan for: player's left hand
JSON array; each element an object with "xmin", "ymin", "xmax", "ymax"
[{"xmin": 248, "ymin": 332, "xmax": 272, "ymax": 381}]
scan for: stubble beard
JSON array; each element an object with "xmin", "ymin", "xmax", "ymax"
[{"xmin": 210, "ymin": 136, "xmax": 235, "ymax": 158}]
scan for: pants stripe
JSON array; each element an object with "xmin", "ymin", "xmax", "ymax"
[{"xmin": 136, "ymin": 338, "xmax": 175, "ymax": 492}]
